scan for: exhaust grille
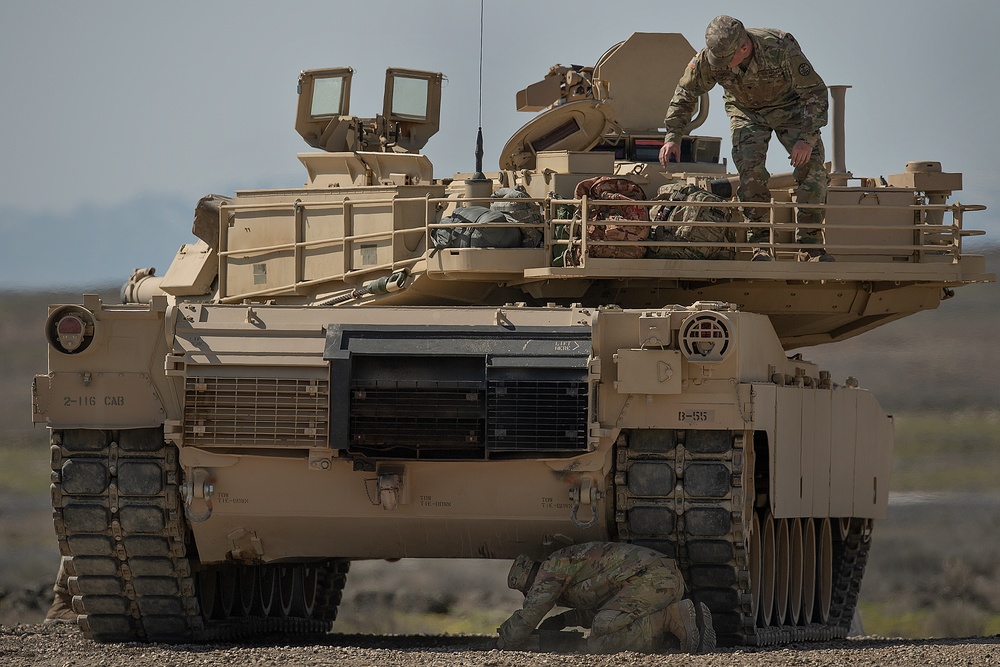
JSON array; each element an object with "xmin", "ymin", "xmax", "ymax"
[
  {"xmin": 184, "ymin": 376, "xmax": 328, "ymax": 447},
  {"xmin": 325, "ymin": 323, "xmax": 593, "ymax": 460},
  {"xmin": 349, "ymin": 381, "xmax": 484, "ymax": 451},
  {"xmin": 487, "ymin": 380, "xmax": 588, "ymax": 451}
]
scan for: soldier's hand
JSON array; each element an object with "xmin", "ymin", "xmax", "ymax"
[
  {"xmin": 497, "ymin": 622, "xmax": 527, "ymax": 650},
  {"xmin": 659, "ymin": 142, "xmax": 681, "ymax": 168},
  {"xmin": 789, "ymin": 140, "xmax": 813, "ymax": 167}
]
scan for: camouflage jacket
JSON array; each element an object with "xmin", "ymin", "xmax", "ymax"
[
  {"xmin": 498, "ymin": 542, "xmax": 673, "ymax": 648},
  {"xmin": 663, "ymin": 28, "xmax": 828, "ymax": 148}
]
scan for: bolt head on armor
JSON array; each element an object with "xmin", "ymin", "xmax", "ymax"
[
  {"xmin": 705, "ymin": 15, "xmax": 746, "ymax": 67},
  {"xmin": 507, "ymin": 554, "xmax": 537, "ymax": 592}
]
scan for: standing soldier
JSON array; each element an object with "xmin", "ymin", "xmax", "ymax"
[
  {"xmin": 497, "ymin": 542, "xmax": 715, "ymax": 654},
  {"xmin": 660, "ymin": 15, "xmax": 833, "ymax": 262}
]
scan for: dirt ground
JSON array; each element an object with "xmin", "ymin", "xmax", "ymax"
[{"xmin": 4, "ymin": 624, "xmax": 1000, "ymax": 667}]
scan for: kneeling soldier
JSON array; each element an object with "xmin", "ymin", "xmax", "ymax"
[{"xmin": 497, "ymin": 542, "xmax": 715, "ymax": 654}]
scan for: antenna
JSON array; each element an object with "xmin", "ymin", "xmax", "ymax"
[
  {"xmin": 473, "ymin": 0, "xmax": 486, "ymax": 179},
  {"xmin": 465, "ymin": 0, "xmax": 491, "ymax": 198}
]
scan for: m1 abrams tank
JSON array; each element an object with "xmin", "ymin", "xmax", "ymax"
[{"xmin": 32, "ymin": 33, "xmax": 993, "ymax": 646}]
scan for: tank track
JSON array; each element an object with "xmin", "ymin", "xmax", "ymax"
[
  {"xmin": 51, "ymin": 427, "xmax": 348, "ymax": 643},
  {"xmin": 614, "ymin": 428, "xmax": 872, "ymax": 646}
]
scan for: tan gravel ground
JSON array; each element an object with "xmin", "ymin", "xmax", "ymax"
[{"xmin": 3, "ymin": 624, "xmax": 1000, "ymax": 667}]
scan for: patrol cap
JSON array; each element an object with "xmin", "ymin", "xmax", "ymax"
[
  {"xmin": 507, "ymin": 554, "xmax": 538, "ymax": 592},
  {"xmin": 705, "ymin": 15, "xmax": 746, "ymax": 67}
]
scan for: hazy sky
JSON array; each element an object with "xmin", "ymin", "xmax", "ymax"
[{"xmin": 1, "ymin": 0, "xmax": 997, "ymax": 287}]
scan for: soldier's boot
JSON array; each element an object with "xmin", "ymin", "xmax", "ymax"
[
  {"xmin": 663, "ymin": 599, "xmax": 699, "ymax": 653},
  {"xmin": 43, "ymin": 590, "xmax": 78, "ymax": 626},
  {"xmin": 694, "ymin": 601, "xmax": 716, "ymax": 652},
  {"xmin": 663, "ymin": 599, "xmax": 716, "ymax": 654}
]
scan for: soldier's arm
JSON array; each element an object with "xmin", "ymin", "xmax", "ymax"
[
  {"xmin": 785, "ymin": 36, "xmax": 828, "ymax": 147},
  {"xmin": 663, "ymin": 52, "xmax": 717, "ymax": 145},
  {"xmin": 497, "ymin": 572, "xmax": 567, "ymax": 649}
]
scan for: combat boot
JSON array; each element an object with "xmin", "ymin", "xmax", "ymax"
[
  {"xmin": 43, "ymin": 591, "xmax": 78, "ymax": 626},
  {"xmin": 694, "ymin": 601, "xmax": 716, "ymax": 652},
  {"xmin": 663, "ymin": 599, "xmax": 699, "ymax": 652},
  {"xmin": 663, "ymin": 599, "xmax": 716, "ymax": 653}
]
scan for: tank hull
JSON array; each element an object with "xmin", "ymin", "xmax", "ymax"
[{"xmin": 39, "ymin": 300, "xmax": 889, "ymax": 644}]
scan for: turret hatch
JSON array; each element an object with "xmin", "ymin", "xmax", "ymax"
[{"xmin": 498, "ymin": 99, "xmax": 613, "ymax": 171}]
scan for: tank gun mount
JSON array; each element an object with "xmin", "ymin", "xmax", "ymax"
[{"xmin": 295, "ymin": 67, "xmax": 443, "ymax": 154}]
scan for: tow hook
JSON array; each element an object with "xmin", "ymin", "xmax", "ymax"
[
  {"xmin": 181, "ymin": 467, "xmax": 214, "ymax": 522},
  {"xmin": 568, "ymin": 477, "xmax": 603, "ymax": 529},
  {"xmin": 378, "ymin": 473, "xmax": 402, "ymax": 511}
]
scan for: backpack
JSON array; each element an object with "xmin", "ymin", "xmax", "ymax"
[
  {"xmin": 491, "ymin": 187, "xmax": 544, "ymax": 248},
  {"xmin": 573, "ymin": 176, "xmax": 649, "ymax": 259},
  {"xmin": 648, "ymin": 183, "xmax": 734, "ymax": 260},
  {"xmin": 432, "ymin": 206, "xmax": 523, "ymax": 249}
]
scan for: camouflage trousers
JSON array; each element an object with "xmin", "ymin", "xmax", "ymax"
[
  {"xmin": 731, "ymin": 117, "xmax": 828, "ymax": 245},
  {"xmin": 586, "ymin": 559, "xmax": 684, "ymax": 653}
]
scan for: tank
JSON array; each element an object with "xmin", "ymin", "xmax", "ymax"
[{"xmin": 32, "ymin": 33, "xmax": 994, "ymax": 645}]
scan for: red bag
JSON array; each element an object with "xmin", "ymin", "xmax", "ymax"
[{"xmin": 574, "ymin": 177, "xmax": 649, "ymax": 259}]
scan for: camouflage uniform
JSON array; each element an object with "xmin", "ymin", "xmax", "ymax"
[
  {"xmin": 498, "ymin": 542, "xmax": 685, "ymax": 653},
  {"xmin": 663, "ymin": 17, "xmax": 829, "ymax": 245}
]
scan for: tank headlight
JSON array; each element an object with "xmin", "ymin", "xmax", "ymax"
[
  {"xmin": 55, "ymin": 315, "xmax": 86, "ymax": 351},
  {"xmin": 680, "ymin": 312, "xmax": 732, "ymax": 363},
  {"xmin": 45, "ymin": 306, "xmax": 97, "ymax": 355}
]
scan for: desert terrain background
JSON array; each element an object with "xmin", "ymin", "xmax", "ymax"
[{"xmin": 1, "ymin": 247, "xmax": 997, "ymax": 640}]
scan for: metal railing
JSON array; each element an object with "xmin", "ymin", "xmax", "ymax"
[
  {"xmin": 217, "ymin": 192, "xmax": 986, "ymax": 301},
  {"xmin": 541, "ymin": 197, "xmax": 986, "ymax": 265}
]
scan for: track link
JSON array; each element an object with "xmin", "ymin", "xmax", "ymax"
[
  {"xmin": 614, "ymin": 428, "xmax": 871, "ymax": 647},
  {"xmin": 51, "ymin": 427, "xmax": 348, "ymax": 643}
]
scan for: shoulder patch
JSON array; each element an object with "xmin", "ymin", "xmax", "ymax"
[
  {"xmin": 798, "ymin": 63, "xmax": 812, "ymax": 76},
  {"xmin": 688, "ymin": 57, "xmax": 697, "ymax": 69}
]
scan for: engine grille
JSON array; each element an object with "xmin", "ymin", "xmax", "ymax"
[
  {"xmin": 184, "ymin": 376, "xmax": 329, "ymax": 447},
  {"xmin": 325, "ymin": 323, "xmax": 593, "ymax": 460},
  {"xmin": 487, "ymin": 380, "xmax": 588, "ymax": 451},
  {"xmin": 346, "ymin": 376, "xmax": 588, "ymax": 459},
  {"xmin": 349, "ymin": 381, "xmax": 484, "ymax": 451}
]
